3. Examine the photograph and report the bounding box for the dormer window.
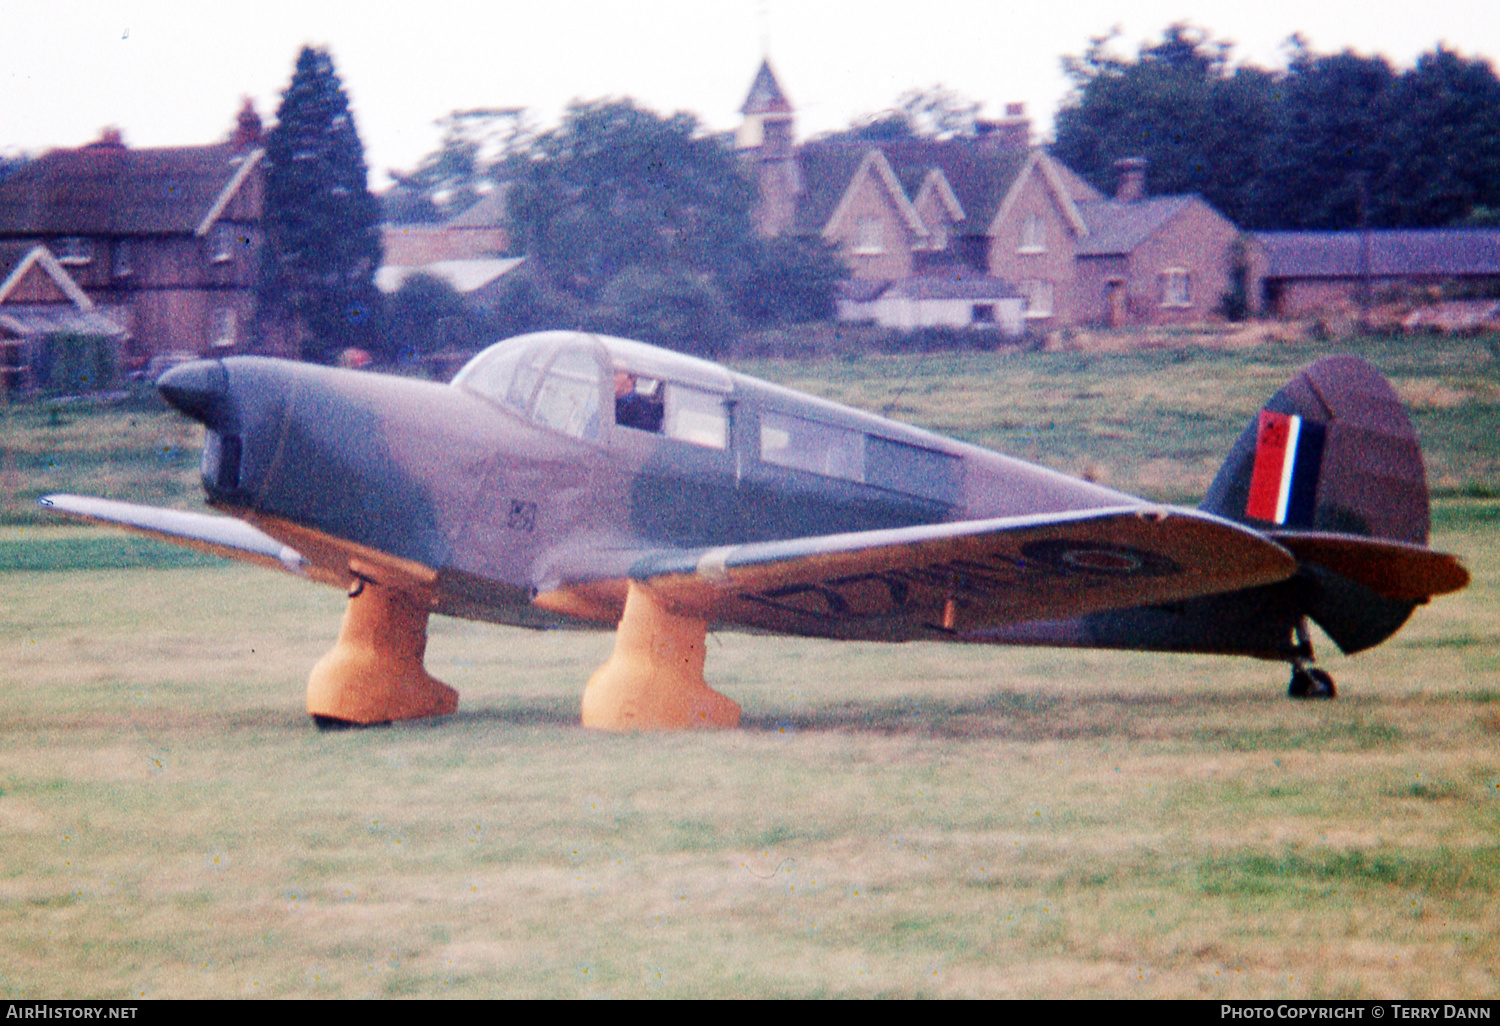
[1019,213,1046,253]
[853,216,884,255]
[56,237,92,265]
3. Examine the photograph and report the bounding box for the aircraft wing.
[535,505,1301,639]
[39,494,312,578]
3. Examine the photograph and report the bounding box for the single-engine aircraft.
[43,331,1469,730]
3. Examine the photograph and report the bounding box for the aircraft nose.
[158,360,234,432]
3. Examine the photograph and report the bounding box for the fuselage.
[160,331,1145,629]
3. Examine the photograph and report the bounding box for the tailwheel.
[1288,665,1337,699]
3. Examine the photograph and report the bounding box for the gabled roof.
[987,151,1090,238]
[740,59,792,115]
[820,150,930,244]
[795,140,1036,238]
[1255,229,1500,279]
[0,245,94,308]
[912,168,966,225]
[0,140,263,237]
[1074,195,1199,256]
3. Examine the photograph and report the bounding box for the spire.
[740,59,792,116]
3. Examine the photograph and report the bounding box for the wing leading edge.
[535,505,1300,641]
[40,494,311,577]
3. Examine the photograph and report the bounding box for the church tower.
[738,59,800,237]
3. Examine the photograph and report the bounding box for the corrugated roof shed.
[1256,229,1500,278]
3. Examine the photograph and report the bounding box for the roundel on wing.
[1019,539,1181,577]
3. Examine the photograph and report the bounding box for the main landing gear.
[1287,620,1337,699]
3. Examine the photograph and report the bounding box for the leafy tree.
[257,46,383,363]
[506,98,756,300]
[1249,43,1397,229]
[1053,24,1276,223]
[1053,25,1500,231]
[726,237,847,326]
[382,273,471,360]
[1383,48,1500,227]
[820,85,983,142]
[587,264,738,356]
[388,107,531,222]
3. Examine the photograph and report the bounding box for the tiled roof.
[1255,229,1500,279]
[1075,196,1197,255]
[793,141,1032,237]
[0,141,258,236]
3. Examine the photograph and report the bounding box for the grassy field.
[1,332,1498,998]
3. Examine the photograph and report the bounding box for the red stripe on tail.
[1245,411,1291,522]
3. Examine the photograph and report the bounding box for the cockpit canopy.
[453,331,962,507]
[452,331,733,447]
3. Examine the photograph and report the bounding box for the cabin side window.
[760,412,864,482]
[865,436,962,504]
[613,371,666,434]
[613,371,727,450]
[664,384,728,449]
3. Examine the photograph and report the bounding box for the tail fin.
[1201,356,1466,654]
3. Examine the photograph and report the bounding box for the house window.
[209,224,239,264]
[1019,213,1046,253]
[853,216,884,255]
[56,237,92,265]
[971,303,996,324]
[1022,279,1053,319]
[112,240,133,278]
[211,308,237,348]
[1160,268,1192,307]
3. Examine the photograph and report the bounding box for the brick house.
[0,244,127,396]
[0,102,275,368]
[742,62,1244,328]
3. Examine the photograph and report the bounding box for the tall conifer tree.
[258,46,382,362]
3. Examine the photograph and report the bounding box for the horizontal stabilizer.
[537,505,1298,639]
[1269,530,1470,602]
[39,493,308,577]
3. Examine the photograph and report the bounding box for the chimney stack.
[231,97,263,151]
[975,102,1030,151]
[85,126,126,149]
[1114,157,1147,203]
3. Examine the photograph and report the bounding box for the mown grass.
[1,506,1496,998]
[1,332,1497,997]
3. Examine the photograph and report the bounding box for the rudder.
[1201,356,1454,654]
[1201,355,1430,544]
